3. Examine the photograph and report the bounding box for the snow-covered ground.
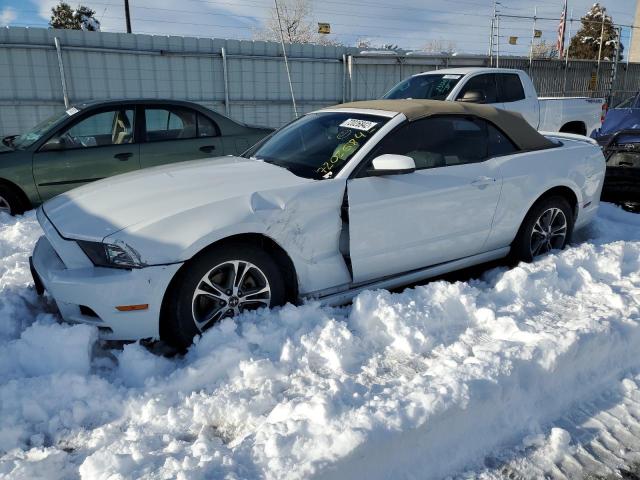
[0,204,639,480]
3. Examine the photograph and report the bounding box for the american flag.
[557,0,568,58]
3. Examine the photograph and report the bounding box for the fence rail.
[1,27,640,136]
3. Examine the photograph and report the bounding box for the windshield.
[614,94,639,109]
[244,112,389,179]
[10,109,74,150]
[383,74,463,100]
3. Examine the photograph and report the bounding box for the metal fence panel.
[1,26,640,137]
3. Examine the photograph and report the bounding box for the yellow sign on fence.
[318,23,331,34]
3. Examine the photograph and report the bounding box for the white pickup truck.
[383,67,606,136]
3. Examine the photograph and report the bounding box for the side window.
[197,114,220,137]
[366,116,488,172]
[44,109,134,149]
[144,107,197,141]
[457,74,498,104]
[488,124,518,157]
[497,74,526,103]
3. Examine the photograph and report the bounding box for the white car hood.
[43,156,313,241]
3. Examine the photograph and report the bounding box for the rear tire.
[511,196,574,263]
[162,243,286,350]
[0,184,26,216]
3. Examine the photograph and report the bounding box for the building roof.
[327,99,556,151]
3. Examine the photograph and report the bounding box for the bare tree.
[420,39,457,55]
[531,40,559,59]
[253,0,339,45]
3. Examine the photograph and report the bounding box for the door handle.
[199,145,216,153]
[471,176,496,188]
[114,152,133,161]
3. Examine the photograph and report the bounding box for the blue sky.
[0,0,636,56]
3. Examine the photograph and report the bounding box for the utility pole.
[597,8,606,69]
[274,0,298,118]
[489,0,501,67]
[529,6,537,73]
[496,13,501,67]
[124,0,132,33]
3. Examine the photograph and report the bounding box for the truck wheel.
[162,243,286,350]
[511,196,574,262]
[0,184,27,216]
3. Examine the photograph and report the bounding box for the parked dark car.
[592,93,640,145]
[601,129,640,213]
[0,99,272,215]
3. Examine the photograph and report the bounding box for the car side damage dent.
[110,179,351,295]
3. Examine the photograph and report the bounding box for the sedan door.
[139,105,224,168]
[33,107,140,201]
[346,116,506,283]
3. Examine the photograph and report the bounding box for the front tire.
[511,196,574,262]
[162,243,286,350]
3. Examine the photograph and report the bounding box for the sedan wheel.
[529,207,568,257]
[162,243,286,350]
[512,195,574,263]
[191,260,271,332]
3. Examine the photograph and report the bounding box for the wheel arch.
[159,232,299,340]
[559,121,587,136]
[511,184,580,248]
[521,185,579,225]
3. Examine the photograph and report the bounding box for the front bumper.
[31,213,182,340]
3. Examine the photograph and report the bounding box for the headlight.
[77,241,144,269]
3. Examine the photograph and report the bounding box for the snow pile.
[0,205,639,479]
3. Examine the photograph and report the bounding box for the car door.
[33,106,140,201]
[456,73,504,110]
[496,73,539,127]
[139,105,224,168]
[346,116,505,283]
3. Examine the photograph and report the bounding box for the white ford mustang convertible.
[31,100,605,348]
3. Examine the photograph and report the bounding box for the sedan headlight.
[77,241,144,269]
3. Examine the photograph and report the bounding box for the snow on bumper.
[31,235,181,340]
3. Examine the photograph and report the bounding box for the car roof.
[324,99,556,151]
[414,67,523,76]
[73,99,211,110]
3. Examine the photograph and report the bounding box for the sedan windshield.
[383,74,462,100]
[244,112,389,179]
[11,109,73,150]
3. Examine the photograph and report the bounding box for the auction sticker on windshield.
[340,118,378,131]
[66,107,79,116]
[443,74,462,79]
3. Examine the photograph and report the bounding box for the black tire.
[162,243,286,350]
[511,195,574,263]
[0,184,27,216]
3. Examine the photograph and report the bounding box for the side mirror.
[367,154,416,176]
[40,136,65,152]
[457,90,486,104]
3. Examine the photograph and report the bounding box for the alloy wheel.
[191,260,271,332]
[529,207,568,257]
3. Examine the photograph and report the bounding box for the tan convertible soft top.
[326,99,556,151]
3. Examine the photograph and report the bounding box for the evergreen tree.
[49,2,76,30]
[49,2,100,31]
[568,3,622,61]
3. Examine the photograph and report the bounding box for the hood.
[43,156,313,240]
[598,108,640,136]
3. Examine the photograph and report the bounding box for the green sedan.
[0,99,273,214]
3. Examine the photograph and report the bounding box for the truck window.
[456,74,498,104]
[497,74,526,103]
[383,74,461,100]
